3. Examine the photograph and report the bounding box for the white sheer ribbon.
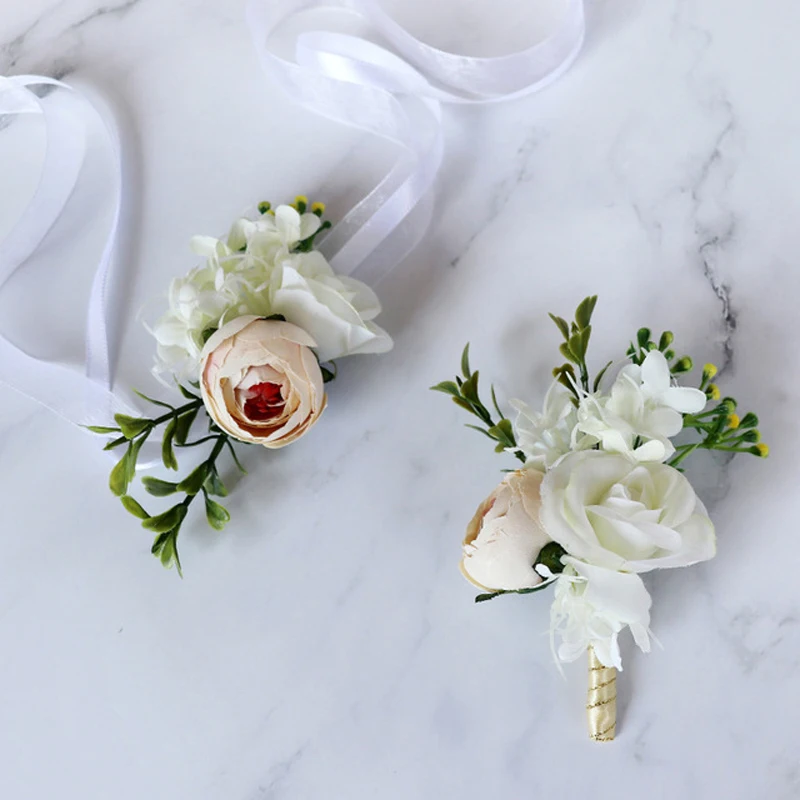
[0,75,139,429]
[246,0,585,284]
[0,0,583,431]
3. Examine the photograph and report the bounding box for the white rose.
[576,351,707,462]
[512,383,585,471]
[270,250,393,363]
[540,450,716,573]
[200,315,326,448]
[550,558,652,670]
[460,469,553,592]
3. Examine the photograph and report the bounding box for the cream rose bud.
[461,469,553,592]
[540,450,716,573]
[199,315,326,448]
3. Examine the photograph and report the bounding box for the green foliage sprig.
[431,344,525,463]
[87,385,244,575]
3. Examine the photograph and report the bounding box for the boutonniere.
[433,296,766,740]
[91,198,392,574]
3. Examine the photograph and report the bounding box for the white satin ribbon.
[246,0,585,283]
[0,1,583,432]
[0,75,138,428]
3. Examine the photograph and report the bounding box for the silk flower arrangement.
[433,296,766,740]
[91,199,392,573]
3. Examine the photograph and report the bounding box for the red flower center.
[243,382,285,421]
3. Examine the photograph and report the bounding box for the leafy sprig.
[87,386,244,575]
[431,344,525,463]
[549,295,610,396]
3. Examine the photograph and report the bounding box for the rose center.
[243,381,285,421]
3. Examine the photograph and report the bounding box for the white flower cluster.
[150,204,393,382]
[463,350,714,670]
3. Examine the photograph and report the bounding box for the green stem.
[149,398,203,429]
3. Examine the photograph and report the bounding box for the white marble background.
[1,1,799,798]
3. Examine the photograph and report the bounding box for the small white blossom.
[576,351,707,462]
[512,383,584,471]
[150,205,392,382]
[550,558,652,670]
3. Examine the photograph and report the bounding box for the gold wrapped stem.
[587,647,616,741]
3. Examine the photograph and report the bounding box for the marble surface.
[2,1,800,798]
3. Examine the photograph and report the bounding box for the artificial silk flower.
[575,351,707,463]
[550,558,652,671]
[461,469,552,592]
[152,205,391,382]
[200,316,326,448]
[92,198,392,574]
[433,295,766,740]
[512,383,583,471]
[540,450,716,573]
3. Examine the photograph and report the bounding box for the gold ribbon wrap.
[587,647,616,741]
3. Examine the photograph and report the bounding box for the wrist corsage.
[91,198,392,574]
[433,296,766,741]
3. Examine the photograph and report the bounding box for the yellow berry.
[727,413,740,429]
[756,443,769,458]
[703,363,718,379]
[295,195,308,205]
[707,383,720,400]
[311,201,326,215]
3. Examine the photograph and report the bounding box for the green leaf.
[126,436,147,484]
[574,296,597,330]
[475,590,507,603]
[559,342,576,364]
[452,396,474,414]
[320,363,337,383]
[121,495,149,520]
[114,414,151,439]
[178,463,209,495]
[142,504,187,533]
[430,381,461,397]
[227,440,248,474]
[579,325,592,359]
[109,449,131,496]
[490,385,504,419]
[162,418,179,471]
[460,371,480,404]
[86,425,120,434]
[103,435,128,451]
[460,343,471,379]
[464,423,495,440]
[548,313,570,340]
[262,314,287,322]
[568,332,585,361]
[204,495,231,531]
[534,542,567,575]
[204,467,228,497]
[177,383,201,401]
[142,476,179,497]
[152,530,183,576]
[132,389,174,410]
[487,418,515,447]
[174,407,199,446]
[593,360,613,392]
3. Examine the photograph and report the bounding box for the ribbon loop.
[247,0,585,281]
